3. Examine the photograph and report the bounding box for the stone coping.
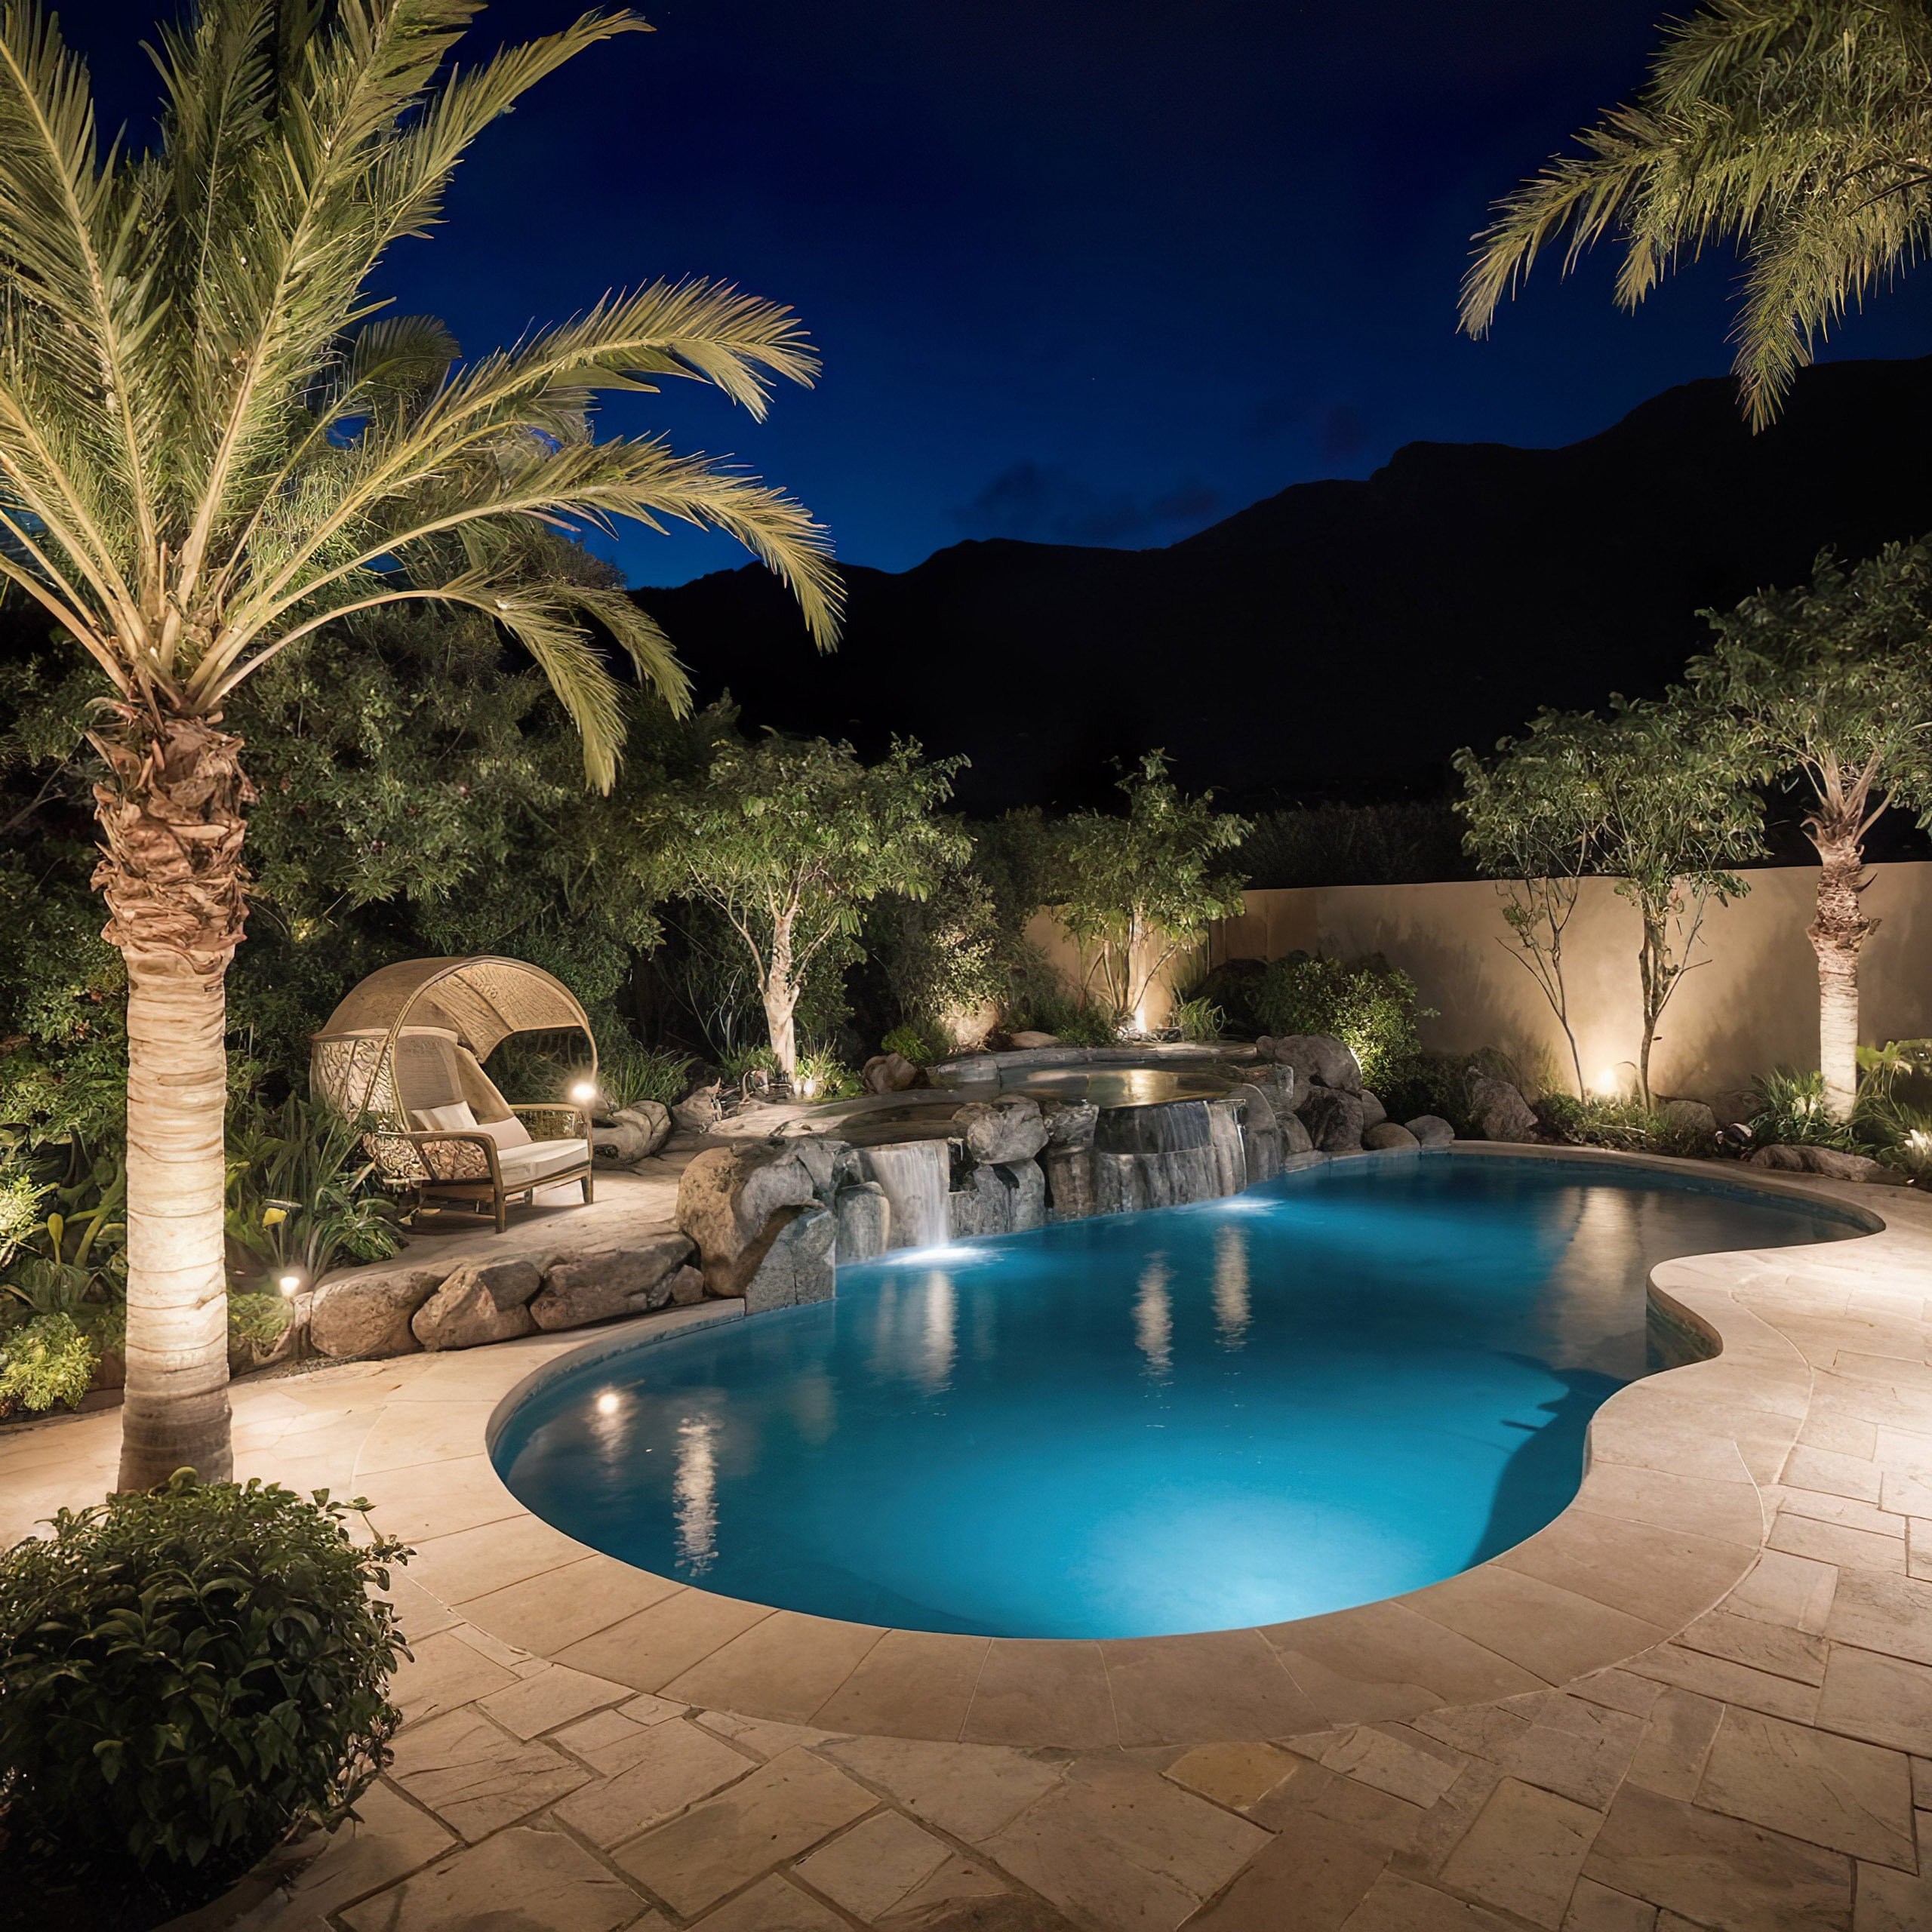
[347,1144,1917,1753]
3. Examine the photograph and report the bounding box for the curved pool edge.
[363,1145,1922,1752]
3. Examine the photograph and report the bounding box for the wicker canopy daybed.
[311,956,596,1232]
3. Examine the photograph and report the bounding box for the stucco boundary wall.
[1024,860,1932,1104]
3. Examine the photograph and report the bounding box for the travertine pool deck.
[5,1150,1932,1930]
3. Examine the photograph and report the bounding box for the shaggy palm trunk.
[94,710,253,1492]
[1809,825,1872,1120]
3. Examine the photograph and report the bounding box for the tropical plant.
[1251,954,1432,1089]
[0,1475,409,1908]
[1687,544,1932,1115]
[1456,724,1598,1098]
[0,2,838,1489]
[1165,995,1225,1044]
[0,1309,96,1418]
[1534,1091,1718,1160]
[1748,1065,1861,1149]
[791,1048,861,1101]
[1460,0,1932,427]
[638,737,968,1076]
[225,1092,401,1295]
[594,1040,694,1110]
[880,1020,949,1066]
[1051,752,1250,1027]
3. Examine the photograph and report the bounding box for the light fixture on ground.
[570,1080,598,1106]
[277,1272,302,1297]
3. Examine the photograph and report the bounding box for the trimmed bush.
[0,1474,410,1901]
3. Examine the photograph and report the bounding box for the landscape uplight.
[571,1080,598,1105]
[278,1272,302,1297]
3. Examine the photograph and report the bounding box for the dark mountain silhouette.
[642,355,1932,814]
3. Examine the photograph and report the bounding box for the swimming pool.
[491,1155,1862,1639]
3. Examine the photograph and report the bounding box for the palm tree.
[0,0,840,1491]
[1460,1,1932,428]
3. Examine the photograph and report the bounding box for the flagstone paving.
[5,1163,1932,1930]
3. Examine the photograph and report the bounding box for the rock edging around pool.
[399,1146,1898,1752]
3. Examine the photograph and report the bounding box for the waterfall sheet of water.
[865,1140,952,1250]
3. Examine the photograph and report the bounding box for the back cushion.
[412,1101,477,1134]
[475,1114,533,1152]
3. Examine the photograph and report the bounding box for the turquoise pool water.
[492,1157,1861,1638]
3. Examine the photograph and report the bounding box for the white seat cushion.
[495,1139,586,1186]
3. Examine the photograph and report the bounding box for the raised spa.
[491,1155,1861,1639]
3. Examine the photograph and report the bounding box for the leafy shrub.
[226,1094,401,1294]
[1749,1067,1859,1150]
[1166,995,1224,1043]
[596,1039,692,1109]
[1380,1053,1478,1137]
[226,1292,294,1351]
[1057,1004,1122,1047]
[720,1042,780,1082]
[792,1048,862,1100]
[0,1312,97,1419]
[1869,1102,1932,1183]
[1534,1093,1715,1160]
[881,1021,949,1066]
[0,1475,410,1901]
[0,1164,47,1261]
[1252,954,1432,1088]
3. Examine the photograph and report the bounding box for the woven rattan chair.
[311,957,596,1232]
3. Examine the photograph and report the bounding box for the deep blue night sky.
[76,2,1932,588]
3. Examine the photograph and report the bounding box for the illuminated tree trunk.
[764,913,798,1078]
[1809,826,1872,1120]
[94,711,252,1492]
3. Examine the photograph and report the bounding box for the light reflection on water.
[1213,1223,1251,1351]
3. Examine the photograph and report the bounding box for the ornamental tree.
[1466,699,1762,1107]
[1051,752,1250,1029]
[1687,543,1932,1116]
[637,737,968,1076]
[0,1,838,1491]
[1455,721,1597,1098]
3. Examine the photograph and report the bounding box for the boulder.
[1363,1121,1420,1152]
[412,1264,537,1350]
[1041,1098,1100,1151]
[676,1143,820,1297]
[528,1235,695,1331]
[1278,1109,1314,1155]
[790,1135,859,1204]
[1247,1063,1306,1118]
[671,1085,723,1136]
[1268,1035,1362,1094]
[1467,1072,1538,1143]
[1406,1114,1454,1148]
[1300,1087,1364,1153]
[590,1120,651,1167]
[470,1259,543,1312]
[666,1265,707,1305]
[835,1180,891,1263]
[613,1101,673,1158]
[1751,1143,1906,1185]
[952,1094,1049,1164]
[743,1203,837,1313]
[1003,1158,1048,1233]
[1660,1098,1719,1141]
[862,1051,919,1094]
[309,1267,443,1359]
[1007,1030,1061,1049]
[1358,1089,1387,1131]
[1228,1082,1278,1134]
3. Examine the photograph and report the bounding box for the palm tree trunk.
[1809,826,1872,1120]
[93,709,253,1491]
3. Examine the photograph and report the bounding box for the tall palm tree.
[1460,1,1932,428]
[0,0,840,1491]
